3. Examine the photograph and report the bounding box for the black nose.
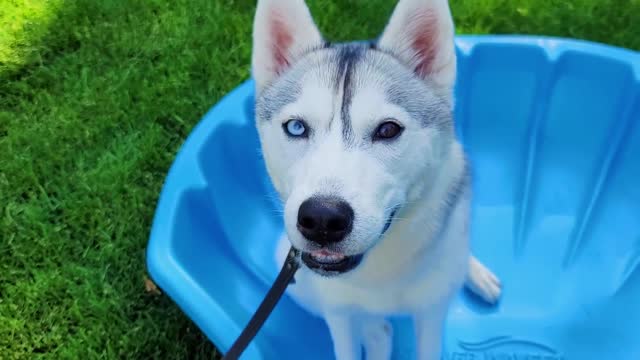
[297,196,354,245]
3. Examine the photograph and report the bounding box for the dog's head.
[252,0,458,276]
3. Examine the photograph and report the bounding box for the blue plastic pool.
[146,35,640,359]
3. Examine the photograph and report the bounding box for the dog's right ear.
[251,0,323,92]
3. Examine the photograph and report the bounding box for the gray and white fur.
[250,0,502,359]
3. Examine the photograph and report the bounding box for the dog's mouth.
[297,207,399,276]
[301,250,364,276]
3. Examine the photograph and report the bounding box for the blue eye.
[283,119,308,137]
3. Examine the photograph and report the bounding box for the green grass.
[0,0,638,358]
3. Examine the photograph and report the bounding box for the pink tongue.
[312,250,345,258]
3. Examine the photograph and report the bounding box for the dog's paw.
[465,256,502,305]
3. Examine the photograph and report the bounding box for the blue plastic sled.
[146,35,640,359]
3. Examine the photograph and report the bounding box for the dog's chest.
[293,260,464,315]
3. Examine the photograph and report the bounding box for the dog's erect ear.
[251,0,323,92]
[378,0,456,90]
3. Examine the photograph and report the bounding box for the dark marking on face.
[334,44,367,145]
[334,44,365,90]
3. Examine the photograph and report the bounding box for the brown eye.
[373,121,403,141]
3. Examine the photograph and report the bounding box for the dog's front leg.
[361,315,393,360]
[413,307,447,360]
[325,313,362,360]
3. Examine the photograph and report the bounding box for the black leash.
[221,247,300,360]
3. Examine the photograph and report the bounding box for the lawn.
[0,0,638,358]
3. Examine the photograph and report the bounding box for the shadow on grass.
[1,0,250,358]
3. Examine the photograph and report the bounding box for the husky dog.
[251,0,501,358]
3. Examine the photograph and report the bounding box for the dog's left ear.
[378,0,456,90]
[251,0,323,93]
